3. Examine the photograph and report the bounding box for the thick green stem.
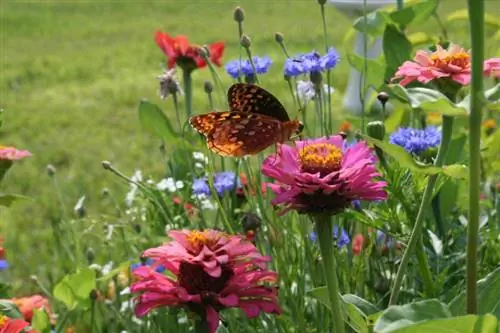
[315,217,345,333]
[466,0,484,314]
[416,238,436,297]
[389,116,454,305]
[182,69,193,118]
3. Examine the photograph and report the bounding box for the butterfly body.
[189,84,302,157]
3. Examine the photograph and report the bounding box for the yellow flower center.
[0,315,7,326]
[299,143,343,175]
[186,230,225,253]
[430,52,469,69]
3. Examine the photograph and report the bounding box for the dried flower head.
[157,68,183,100]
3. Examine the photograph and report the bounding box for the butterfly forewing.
[228,83,290,122]
[190,111,281,157]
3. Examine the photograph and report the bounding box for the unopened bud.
[133,223,141,234]
[367,121,386,141]
[317,0,327,5]
[89,289,99,300]
[274,32,284,44]
[102,161,112,170]
[240,34,251,48]
[233,6,245,22]
[86,247,95,264]
[310,71,323,85]
[204,81,214,94]
[197,46,209,59]
[377,92,390,105]
[101,188,110,197]
[46,164,56,177]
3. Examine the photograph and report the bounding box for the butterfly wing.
[190,111,282,157]
[228,83,290,122]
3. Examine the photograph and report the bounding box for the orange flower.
[482,119,496,130]
[155,31,225,72]
[11,295,50,322]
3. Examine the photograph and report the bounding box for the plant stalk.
[389,115,454,305]
[466,0,484,314]
[182,69,193,118]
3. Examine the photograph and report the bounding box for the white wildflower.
[296,80,335,104]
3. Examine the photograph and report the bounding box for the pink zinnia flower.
[0,146,31,161]
[142,229,269,278]
[261,135,387,215]
[393,44,499,86]
[131,229,280,333]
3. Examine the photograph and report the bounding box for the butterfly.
[189,83,303,157]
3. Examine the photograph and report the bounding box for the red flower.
[155,31,225,72]
[352,234,364,256]
[0,316,33,333]
[10,295,51,322]
[172,196,197,216]
[132,230,280,333]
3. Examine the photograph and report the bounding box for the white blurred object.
[328,0,395,114]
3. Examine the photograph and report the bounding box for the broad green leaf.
[457,84,500,113]
[138,99,177,141]
[0,193,31,207]
[343,294,380,316]
[0,300,23,319]
[353,10,391,36]
[383,24,412,81]
[32,309,51,333]
[307,288,370,332]
[407,32,435,47]
[407,88,467,116]
[449,266,500,318]
[53,268,96,310]
[384,101,410,132]
[384,314,498,333]
[442,165,468,180]
[347,53,386,89]
[374,299,452,332]
[389,0,438,28]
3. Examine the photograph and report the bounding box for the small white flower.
[192,152,208,164]
[156,178,185,192]
[175,180,184,189]
[192,194,215,210]
[101,261,114,275]
[125,170,143,206]
[120,287,131,296]
[194,162,205,169]
[106,224,115,240]
[296,80,335,104]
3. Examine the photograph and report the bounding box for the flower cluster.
[192,171,241,197]
[262,135,387,215]
[284,48,339,76]
[389,127,441,155]
[225,56,272,79]
[131,230,280,333]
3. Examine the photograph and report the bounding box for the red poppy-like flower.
[0,146,31,161]
[0,316,33,333]
[155,31,225,72]
[352,234,364,256]
[131,229,280,333]
[10,295,51,322]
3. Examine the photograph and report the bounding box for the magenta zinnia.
[261,135,387,215]
[0,146,31,160]
[131,230,280,333]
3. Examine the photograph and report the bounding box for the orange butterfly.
[189,83,303,157]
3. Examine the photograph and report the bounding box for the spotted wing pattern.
[189,111,282,157]
[228,83,290,122]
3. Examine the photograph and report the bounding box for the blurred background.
[1,0,499,279]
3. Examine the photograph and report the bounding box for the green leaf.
[0,160,13,184]
[307,288,371,333]
[446,9,500,30]
[449,266,500,318]
[382,314,498,333]
[343,294,380,316]
[347,53,386,89]
[389,0,438,28]
[384,102,410,133]
[442,164,468,180]
[53,268,96,310]
[457,84,500,113]
[0,300,23,319]
[383,24,412,81]
[374,299,452,333]
[353,10,391,36]
[138,99,177,141]
[32,309,51,333]
[0,193,31,207]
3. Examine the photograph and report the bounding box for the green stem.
[397,0,404,10]
[314,216,346,333]
[416,239,436,297]
[320,3,333,132]
[194,318,210,333]
[389,116,454,305]
[466,0,484,314]
[182,69,193,118]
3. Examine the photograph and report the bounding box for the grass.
[1,0,499,280]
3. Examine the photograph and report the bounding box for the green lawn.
[1,0,499,275]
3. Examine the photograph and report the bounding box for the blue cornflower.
[0,259,8,270]
[225,56,272,79]
[309,225,350,248]
[192,172,241,197]
[284,48,340,77]
[131,258,166,273]
[352,200,362,211]
[389,127,441,155]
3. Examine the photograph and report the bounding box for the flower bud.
[274,32,284,44]
[46,164,56,177]
[89,289,100,300]
[317,0,327,4]
[102,160,112,170]
[197,46,210,59]
[377,92,389,105]
[367,121,386,141]
[204,81,214,94]
[233,6,245,22]
[310,71,323,86]
[240,34,251,48]
[86,247,95,264]
[101,187,110,197]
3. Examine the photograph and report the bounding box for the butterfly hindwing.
[228,83,290,122]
